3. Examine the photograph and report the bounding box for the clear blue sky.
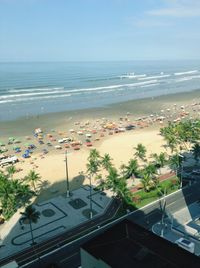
[0,0,200,61]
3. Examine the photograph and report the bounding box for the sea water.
[0,60,200,121]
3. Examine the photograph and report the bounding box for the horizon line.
[1,59,200,63]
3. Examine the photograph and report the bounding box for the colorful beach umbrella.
[13,140,21,144]
[13,146,20,150]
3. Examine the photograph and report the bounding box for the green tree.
[20,205,40,245]
[0,171,34,220]
[87,149,101,219]
[24,170,41,192]
[140,172,151,192]
[101,153,113,171]
[106,166,132,205]
[124,159,139,179]
[192,143,200,163]
[169,154,181,175]
[143,163,157,178]
[134,143,147,161]
[6,165,16,179]
[151,152,168,174]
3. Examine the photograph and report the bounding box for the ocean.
[0,60,200,121]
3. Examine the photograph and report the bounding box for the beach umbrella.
[9,137,15,141]
[22,153,29,158]
[0,142,3,146]
[13,146,20,150]
[14,139,21,144]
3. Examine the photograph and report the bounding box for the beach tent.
[86,142,92,147]
[13,146,20,150]
[13,140,21,144]
[55,145,62,149]
[22,154,29,158]
[35,128,42,134]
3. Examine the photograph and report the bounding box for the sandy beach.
[1,89,200,201]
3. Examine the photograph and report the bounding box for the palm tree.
[106,166,132,205]
[134,143,147,161]
[141,172,151,192]
[151,152,168,174]
[160,124,178,152]
[6,165,16,179]
[192,143,200,163]
[87,149,101,219]
[15,183,34,207]
[168,154,181,175]
[88,149,101,163]
[124,159,139,179]
[169,154,184,187]
[24,170,41,192]
[20,205,40,245]
[140,163,157,192]
[101,153,113,171]
[143,163,157,178]
[120,163,127,178]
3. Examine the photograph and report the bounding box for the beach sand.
[1,89,200,201]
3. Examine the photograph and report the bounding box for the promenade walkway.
[0,186,114,262]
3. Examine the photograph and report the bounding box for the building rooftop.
[82,220,200,268]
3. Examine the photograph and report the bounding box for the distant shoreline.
[0,87,200,137]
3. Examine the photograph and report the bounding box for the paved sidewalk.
[0,186,112,260]
[152,202,200,256]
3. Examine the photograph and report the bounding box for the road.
[128,181,200,228]
[2,182,200,268]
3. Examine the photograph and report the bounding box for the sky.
[0,0,200,61]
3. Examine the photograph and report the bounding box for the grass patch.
[132,176,179,209]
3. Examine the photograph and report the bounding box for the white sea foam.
[119,74,146,79]
[174,70,198,76]
[0,94,72,104]
[0,90,67,100]
[138,74,170,80]
[176,77,193,82]
[0,99,14,104]
[68,80,158,93]
[140,83,160,88]
[175,74,200,82]
[8,87,64,93]
[0,80,158,103]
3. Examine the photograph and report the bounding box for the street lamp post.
[65,151,70,197]
[160,188,167,237]
[178,154,184,188]
[89,175,93,219]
